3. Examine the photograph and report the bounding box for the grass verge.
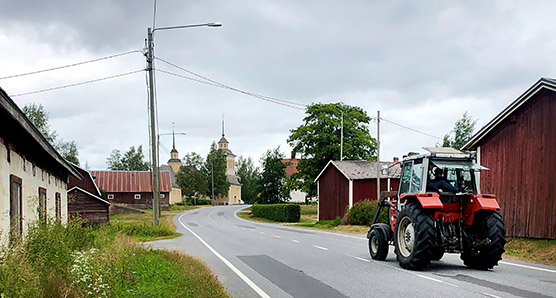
[0,219,229,298]
[109,205,200,242]
[503,237,556,266]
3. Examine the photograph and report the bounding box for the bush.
[342,200,388,226]
[251,204,301,222]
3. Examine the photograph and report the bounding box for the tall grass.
[0,220,229,298]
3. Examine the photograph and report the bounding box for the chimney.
[393,157,399,162]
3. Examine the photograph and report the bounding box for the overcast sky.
[2,1,555,170]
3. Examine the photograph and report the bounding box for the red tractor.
[367,148,506,270]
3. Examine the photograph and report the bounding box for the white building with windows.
[0,87,80,245]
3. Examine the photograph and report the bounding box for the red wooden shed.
[462,78,556,239]
[67,164,110,223]
[315,160,401,221]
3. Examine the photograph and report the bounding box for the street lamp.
[146,22,221,225]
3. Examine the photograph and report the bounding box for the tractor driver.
[427,163,459,193]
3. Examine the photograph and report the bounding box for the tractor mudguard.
[369,223,393,241]
[401,193,443,209]
[463,194,500,225]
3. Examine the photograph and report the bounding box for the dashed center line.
[260,232,265,235]
[273,235,281,239]
[291,239,300,243]
[312,245,329,251]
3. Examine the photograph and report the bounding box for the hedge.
[341,200,388,226]
[251,204,301,222]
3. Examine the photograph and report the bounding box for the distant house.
[1,87,80,244]
[315,160,401,221]
[90,170,171,209]
[67,164,110,223]
[462,78,556,239]
[282,158,308,203]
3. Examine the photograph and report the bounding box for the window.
[10,175,22,242]
[107,194,114,199]
[399,162,412,194]
[39,187,47,222]
[55,192,61,221]
[134,194,141,200]
[160,194,165,198]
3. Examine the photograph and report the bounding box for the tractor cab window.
[431,159,483,193]
[399,160,423,194]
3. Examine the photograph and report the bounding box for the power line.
[0,50,142,81]
[156,68,307,110]
[380,117,443,140]
[10,69,145,97]
[154,56,307,110]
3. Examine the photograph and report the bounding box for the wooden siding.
[105,191,170,207]
[68,189,109,223]
[318,166,349,220]
[479,89,556,239]
[353,179,400,204]
[69,167,99,196]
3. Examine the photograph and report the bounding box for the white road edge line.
[234,207,367,241]
[313,245,329,251]
[178,213,271,298]
[416,274,457,287]
[499,261,556,274]
[346,254,370,262]
[481,292,501,298]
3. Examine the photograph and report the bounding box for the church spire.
[172,122,176,150]
[222,113,225,137]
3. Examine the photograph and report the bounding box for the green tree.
[235,156,260,204]
[106,145,150,170]
[257,147,289,204]
[23,103,80,164]
[288,102,376,197]
[202,142,230,198]
[176,152,208,199]
[442,112,477,149]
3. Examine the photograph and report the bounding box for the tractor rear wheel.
[461,211,506,270]
[431,247,445,261]
[369,228,388,260]
[394,203,435,270]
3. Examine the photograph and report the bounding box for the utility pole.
[340,112,344,161]
[147,27,160,225]
[376,110,381,202]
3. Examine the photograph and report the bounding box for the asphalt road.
[147,205,556,298]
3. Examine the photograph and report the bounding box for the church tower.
[167,125,181,173]
[217,116,242,205]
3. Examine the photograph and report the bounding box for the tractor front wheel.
[461,211,506,270]
[369,228,388,260]
[394,203,435,270]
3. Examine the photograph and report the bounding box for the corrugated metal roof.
[90,170,172,192]
[315,160,402,182]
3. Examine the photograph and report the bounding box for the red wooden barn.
[462,78,556,239]
[67,164,110,223]
[90,170,171,209]
[315,160,401,220]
